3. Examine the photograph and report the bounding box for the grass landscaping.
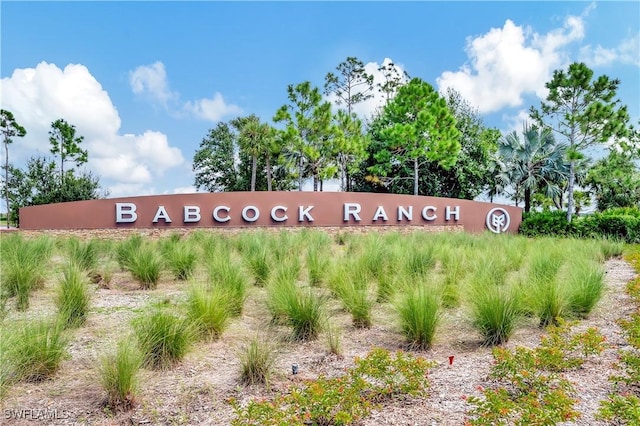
[0,228,636,425]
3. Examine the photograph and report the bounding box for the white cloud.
[437,12,586,113]
[168,186,198,194]
[580,33,640,67]
[130,61,242,122]
[129,61,176,106]
[183,92,243,122]
[0,61,186,196]
[325,57,409,120]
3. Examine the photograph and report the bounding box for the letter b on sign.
[116,203,137,223]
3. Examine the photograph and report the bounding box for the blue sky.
[1,1,638,203]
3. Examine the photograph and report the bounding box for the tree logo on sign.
[486,208,510,234]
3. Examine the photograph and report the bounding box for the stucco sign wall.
[19,192,522,234]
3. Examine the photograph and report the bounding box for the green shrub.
[56,263,91,329]
[519,210,572,237]
[127,245,162,289]
[98,339,142,411]
[238,336,278,386]
[8,318,69,382]
[396,285,441,350]
[133,309,194,369]
[186,284,230,341]
[231,348,433,425]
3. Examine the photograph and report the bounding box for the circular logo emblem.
[486,208,510,234]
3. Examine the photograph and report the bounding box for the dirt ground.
[1,255,637,426]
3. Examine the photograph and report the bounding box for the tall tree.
[368,78,460,195]
[324,57,374,116]
[232,115,273,191]
[1,109,26,227]
[193,123,239,192]
[332,110,368,191]
[530,62,630,221]
[377,61,409,104]
[496,124,569,213]
[274,82,334,191]
[586,150,640,211]
[49,119,88,183]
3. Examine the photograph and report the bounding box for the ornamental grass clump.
[468,268,522,346]
[284,288,325,341]
[208,255,248,317]
[133,308,194,369]
[306,238,331,287]
[114,234,143,270]
[56,263,91,329]
[7,318,69,383]
[241,236,272,287]
[266,267,298,324]
[98,338,142,411]
[238,336,278,386]
[0,235,52,311]
[165,240,198,280]
[396,285,441,350]
[333,263,375,328]
[66,237,99,273]
[127,244,162,289]
[566,260,605,318]
[186,284,230,341]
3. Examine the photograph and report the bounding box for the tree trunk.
[298,155,303,191]
[250,155,257,191]
[524,187,531,213]
[320,180,323,192]
[566,160,575,222]
[4,139,9,228]
[313,174,318,192]
[413,157,419,196]
[266,155,272,191]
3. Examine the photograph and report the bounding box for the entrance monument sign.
[19,192,521,234]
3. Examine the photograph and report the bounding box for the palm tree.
[233,115,273,192]
[497,124,568,213]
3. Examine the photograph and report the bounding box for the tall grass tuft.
[165,240,198,280]
[98,339,142,411]
[469,284,521,346]
[526,247,568,327]
[566,260,605,318]
[266,268,298,324]
[284,289,325,341]
[114,234,143,270]
[438,247,467,308]
[127,244,162,289]
[67,238,99,272]
[238,336,278,386]
[56,263,91,329]
[325,322,343,357]
[0,235,52,311]
[306,234,331,287]
[133,308,194,369]
[186,284,230,341]
[396,285,441,350]
[7,318,69,382]
[240,233,272,286]
[333,263,375,328]
[404,244,436,277]
[208,254,248,316]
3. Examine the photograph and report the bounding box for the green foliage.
[366,78,460,195]
[186,284,230,341]
[587,150,640,211]
[466,322,605,425]
[0,234,52,311]
[114,234,143,270]
[1,109,27,227]
[396,285,441,350]
[66,237,100,272]
[520,208,640,243]
[470,284,521,346]
[49,118,88,177]
[306,232,331,286]
[98,338,142,411]
[56,263,91,329]
[284,288,325,341]
[4,318,69,383]
[566,260,605,318]
[238,336,278,386]
[127,244,162,289]
[133,308,194,369]
[231,348,433,426]
[163,238,198,280]
[207,253,248,317]
[239,232,273,286]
